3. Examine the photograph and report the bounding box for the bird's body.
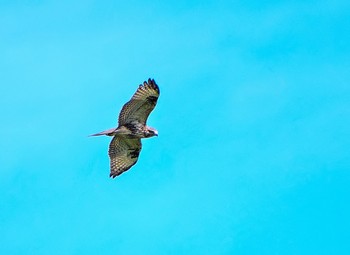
[91,78,160,178]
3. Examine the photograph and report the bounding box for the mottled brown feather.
[118,78,160,126]
[108,136,142,178]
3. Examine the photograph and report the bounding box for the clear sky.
[1,0,350,254]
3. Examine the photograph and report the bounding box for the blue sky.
[1,0,350,254]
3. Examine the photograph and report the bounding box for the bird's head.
[145,127,158,138]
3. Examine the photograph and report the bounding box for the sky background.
[1,0,350,254]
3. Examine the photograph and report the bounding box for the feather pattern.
[108,136,142,178]
[118,78,160,126]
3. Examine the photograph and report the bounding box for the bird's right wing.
[108,136,142,178]
[118,78,160,126]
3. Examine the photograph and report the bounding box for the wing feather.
[108,136,142,178]
[118,78,160,126]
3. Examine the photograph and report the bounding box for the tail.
[89,128,117,137]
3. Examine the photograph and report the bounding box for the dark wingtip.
[146,78,160,94]
[147,78,155,85]
[110,171,123,178]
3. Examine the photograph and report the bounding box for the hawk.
[91,78,160,178]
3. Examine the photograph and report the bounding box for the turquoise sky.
[1,1,350,254]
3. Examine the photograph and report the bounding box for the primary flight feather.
[91,78,160,178]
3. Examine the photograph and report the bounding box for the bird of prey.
[90,78,160,178]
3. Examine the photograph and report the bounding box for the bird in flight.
[90,78,160,178]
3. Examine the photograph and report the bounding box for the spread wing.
[118,78,160,126]
[108,136,142,178]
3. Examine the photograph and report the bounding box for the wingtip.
[147,78,155,84]
[146,78,160,94]
[110,171,122,178]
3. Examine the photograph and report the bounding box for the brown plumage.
[91,78,160,178]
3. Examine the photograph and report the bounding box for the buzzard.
[91,78,160,178]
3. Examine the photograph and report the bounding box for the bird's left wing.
[108,136,142,178]
[118,78,160,126]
